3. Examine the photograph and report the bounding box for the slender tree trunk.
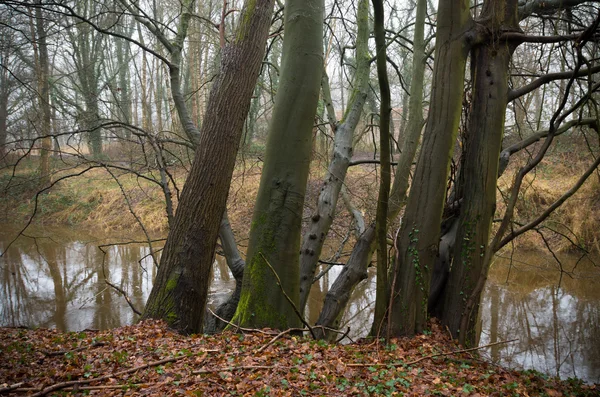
[232,0,324,330]
[371,0,392,337]
[314,0,428,338]
[389,0,471,337]
[141,0,276,334]
[34,3,52,186]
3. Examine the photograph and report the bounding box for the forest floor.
[1,320,597,397]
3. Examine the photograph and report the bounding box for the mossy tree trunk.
[389,0,472,337]
[141,0,276,334]
[232,0,324,330]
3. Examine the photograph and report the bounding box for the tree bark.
[315,0,428,338]
[141,0,275,334]
[232,0,324,330]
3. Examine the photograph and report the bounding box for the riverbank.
[1,319,597,396]
[2,151,598,253]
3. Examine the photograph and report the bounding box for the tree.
[31,1,52,186]
[389,0,600,345]
[141,0,276,334]
[232,0,324,330]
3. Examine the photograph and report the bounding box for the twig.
[346,339,518,368]
[192,365,282,375]
[207,308,277,335]
[30,355,188,396]
[257,328,304,353]
[103,277,142,315]
[259,253,317,339]
[14,383,165,392]
[42,341,108,357]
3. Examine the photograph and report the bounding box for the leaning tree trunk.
[141,0,276,334]
[389,0,471,337]
[232,0,324,330]
[298,0,370,313]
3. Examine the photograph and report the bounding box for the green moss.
[235,0,257,44]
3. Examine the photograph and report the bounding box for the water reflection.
[1,225,599,383]
[480,252,600,383]
[0,225,155,331]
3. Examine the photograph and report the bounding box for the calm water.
[1,225,598,383]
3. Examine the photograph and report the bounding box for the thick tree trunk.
[141,0,275,334]
[442,0,519,346]
[298,0,370,313]
[389,0,471,337]
[232,0,324,330]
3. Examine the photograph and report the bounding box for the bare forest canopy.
[0,0,599,353]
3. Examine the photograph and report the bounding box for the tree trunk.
[389,0,471,337]
[141,0,276,334]
[371,0,392,337]
[442,0,519,346]
[314,0,428,338]
[232,0,324,330]
[33,3,52,186]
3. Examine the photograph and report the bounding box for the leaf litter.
[0,319,596,396]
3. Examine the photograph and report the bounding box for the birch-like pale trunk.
[33,3,52,186]
[298,0,370,313]
[315,0,428,338]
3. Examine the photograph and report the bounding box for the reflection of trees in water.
[0,227,155,331]
[0,242,42,327]
[481,282,600,383]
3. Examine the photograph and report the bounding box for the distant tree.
[31,1,52,185]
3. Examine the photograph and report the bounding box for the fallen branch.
[192,365,282,375]
[260,253,316,339]
[13,383,165,392]
[347,339,518,368]
[30,355,188,396]
[0,382,25,393]
[257,328,304,353]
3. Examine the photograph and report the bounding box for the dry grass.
[3,147,598,255]
[497,149,600,253]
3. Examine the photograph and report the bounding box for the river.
[1,224,598,383]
